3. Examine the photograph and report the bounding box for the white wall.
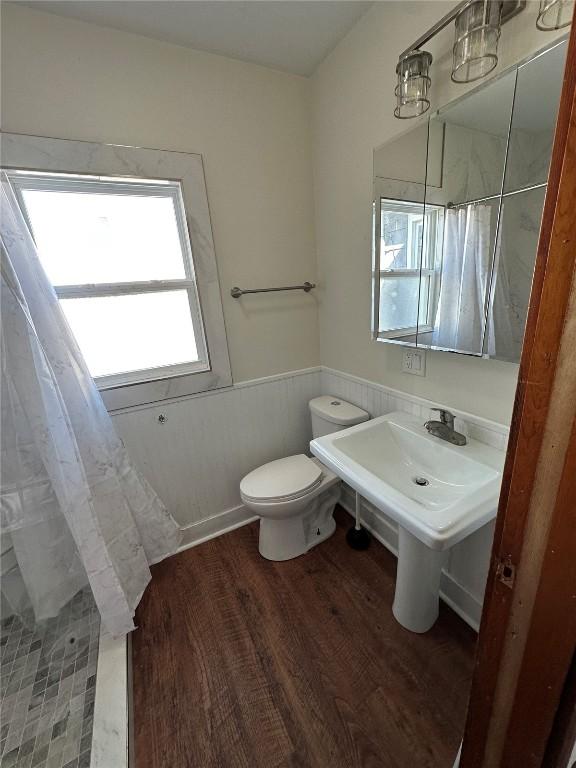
[0,4,324,535]
[311,0,565,425]
[0,3,319,384]
[2,1,562,426]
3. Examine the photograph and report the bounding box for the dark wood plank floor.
[132,507,476,768]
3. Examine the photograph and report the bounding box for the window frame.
[373,196,444,340]
[9,172,211,389]
[1,132,232,410]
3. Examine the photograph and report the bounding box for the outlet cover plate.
[402,349,426,377]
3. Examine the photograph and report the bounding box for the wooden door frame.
[460,10,576,767]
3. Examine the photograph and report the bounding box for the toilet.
[240,396,369,561]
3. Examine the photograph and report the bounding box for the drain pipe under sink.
[346,491,372,550]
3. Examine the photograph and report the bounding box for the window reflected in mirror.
[376,198,443,338]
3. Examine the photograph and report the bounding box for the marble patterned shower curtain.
[432,203,492,354]
[0,172,182,636]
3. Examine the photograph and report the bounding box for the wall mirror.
[372,39,568,362]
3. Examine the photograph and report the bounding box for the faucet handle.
[431,408,455,428]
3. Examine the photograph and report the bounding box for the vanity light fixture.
[394,50,433,119]
[393,0,526,118]
[536,0,574,29]
[452,0,503,83]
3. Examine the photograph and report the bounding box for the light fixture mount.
[398,0,525,60]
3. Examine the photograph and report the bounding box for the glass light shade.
[537,0,574,29]
[394,50,433,119]
[452,0,502,83]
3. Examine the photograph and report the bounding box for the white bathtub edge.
[91,627,128,768]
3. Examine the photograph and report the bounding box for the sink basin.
[310,410,506,632]
[312,410,504,550]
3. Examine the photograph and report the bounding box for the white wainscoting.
[111,368,323,541]
[113,365,509,628]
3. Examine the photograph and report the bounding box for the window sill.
[99,367,231,411]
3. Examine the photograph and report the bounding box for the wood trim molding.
[543,653,576,767]
[460,13,576,768]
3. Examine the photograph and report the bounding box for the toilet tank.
[309,396,369,438]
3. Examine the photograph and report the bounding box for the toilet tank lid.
[309,396,369,426]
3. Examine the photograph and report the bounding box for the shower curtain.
[431,204,492,353]
[486,221,517,361]
[0,172,182,636]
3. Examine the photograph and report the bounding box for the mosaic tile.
[77,738,89,762]
[1,749,19,768]
[17,741,34,760]
[0,589,99,768]
[31,744,48,766]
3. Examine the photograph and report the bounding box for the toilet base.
[258,485,340,561]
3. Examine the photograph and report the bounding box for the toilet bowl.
[241,455,341,561]
[240,396,370,561]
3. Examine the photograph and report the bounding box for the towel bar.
[230,282,315,298]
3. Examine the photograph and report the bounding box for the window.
[9,171,209,389]
[374,198,444,338]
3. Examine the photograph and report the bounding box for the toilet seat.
[240,454,323,503]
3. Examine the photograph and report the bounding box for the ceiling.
[16,1,373,76]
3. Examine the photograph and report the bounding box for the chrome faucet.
[424,408,467,446]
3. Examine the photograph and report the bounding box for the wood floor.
[132,507,476,768]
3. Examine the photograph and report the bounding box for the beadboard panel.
[111,369,322,529]
[321,367,509,628]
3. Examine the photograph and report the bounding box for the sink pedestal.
[392,528,449,633]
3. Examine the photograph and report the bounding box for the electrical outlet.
[402,349,426,377]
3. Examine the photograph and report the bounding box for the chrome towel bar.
[230,282,315,299]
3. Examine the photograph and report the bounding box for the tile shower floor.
[0,589,100,768]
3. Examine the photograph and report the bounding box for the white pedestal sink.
[310,411,505,633]
[392,528,449,633]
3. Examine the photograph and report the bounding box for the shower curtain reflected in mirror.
[431,204,492,354]
[0,171,182,639]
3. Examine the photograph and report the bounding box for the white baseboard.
[339,488,482,632]
[178,504,258,552]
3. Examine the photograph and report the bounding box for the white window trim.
[374,196,444,340]
[1,132,233,410]
[8,172,211,390]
